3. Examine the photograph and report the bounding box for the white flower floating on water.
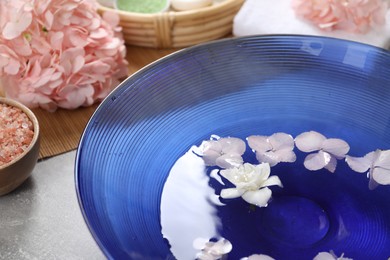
[220,163,283,207]
[247,132,296,166]
[346,149,390,190]
[295,131,350,173]
[193,237,232,260]
[196,136,246,169]
[313,251,352,260]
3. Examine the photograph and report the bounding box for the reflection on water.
[160,146,221,260]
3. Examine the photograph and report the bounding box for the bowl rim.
[0,97,40,170]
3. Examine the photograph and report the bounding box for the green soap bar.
[116,0,168,13]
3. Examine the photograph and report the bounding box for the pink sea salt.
[0,103,34,166]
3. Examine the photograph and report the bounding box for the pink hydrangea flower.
[0,0,128,111]
[292,0,388,33]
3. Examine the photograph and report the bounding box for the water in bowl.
[160,122,390,260]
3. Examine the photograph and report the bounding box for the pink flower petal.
[81,60,111,74]
[268,132,295,150]
[324,155,337,173]
[274,149,297,163]
[303,151,331,171]
[219,137,246,155]
[369,169,379,190]
[103,11,120,28]
[372,167,390,186]
[90,28,109,39]
[247,135,272,153]
[295,131,326,152]
[4,58,20,75]
[313,252,336,260]
[216,153,243,169]
[44,10,54,29]
[241,187,272,207]
[49,32,64,50]
[246,254,275,260]
[72,56,85,74]
[2,12,32,40]
[201,149,220,166]
[345,152,376,173]
[33,71,55,88]
[256,151,279,167]
[57,84,94,109]
[10,36,32,56]
[67,28,89,47]
[374,150,390,170]
[100,37,121,50]
[322,138,350,158]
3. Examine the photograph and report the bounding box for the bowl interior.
[76,35,390,259]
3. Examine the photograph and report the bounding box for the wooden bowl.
[98,0,244,48]
[0,97,40,196]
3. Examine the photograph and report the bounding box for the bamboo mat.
[18,45,178,159]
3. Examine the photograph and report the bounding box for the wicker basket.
[98,0,244,48]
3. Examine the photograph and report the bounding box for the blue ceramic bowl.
[75,35,390,259]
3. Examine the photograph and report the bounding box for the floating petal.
[295,131,326,152]
[256,151,279,166]
[210,238,233,254]
[193,238,209,250]
[219,137,246,155]
[274,149,297,163]
[220,188,244,199]
[261,175,283,188]
[371,167,390,185]
[313,252,336,260]
[345,152,375,173]
[374,150,390,170]
[303,151,331,171]
[242,254,276,260]
[247,135,272,153]
[322,138,350,158]
[216,153,243,169]
[324,155,337,173]
[201,149,220,166]
[195,140,222,165]
[314,251,352,260]
[268,132,295,150]
[241,187,272,207]
[368,172,379,190]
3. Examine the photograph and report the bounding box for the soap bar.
[115,0,170,13]
[233,0,390,49]
[171,0,212,11]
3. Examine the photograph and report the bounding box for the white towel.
[233,0,390,49]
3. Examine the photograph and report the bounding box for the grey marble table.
[0,151,105,260]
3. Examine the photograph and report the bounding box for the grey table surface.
[0,151,105,260]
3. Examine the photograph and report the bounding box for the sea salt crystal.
[0,103,34,166]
